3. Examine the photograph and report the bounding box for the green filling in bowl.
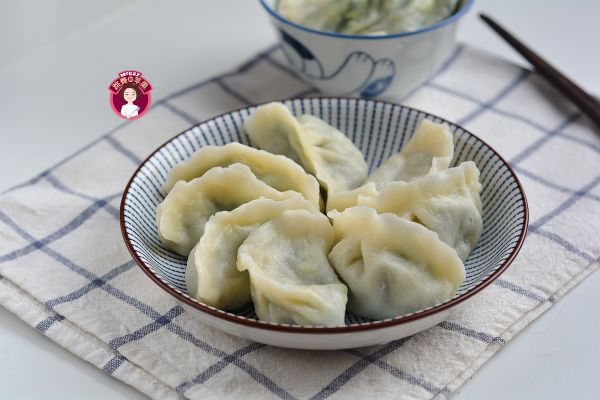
[277,0,462,35]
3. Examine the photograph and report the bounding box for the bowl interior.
[122,97,527,326]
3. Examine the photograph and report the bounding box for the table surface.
[1,1,599,398]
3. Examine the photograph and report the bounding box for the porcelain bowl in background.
[259,0,475,99]
[120,97,527,350]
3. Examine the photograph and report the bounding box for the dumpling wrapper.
[245,102,368,194]
[163,142,320,209]
[366,119,454,190]
[326,119,455,212]
[296,114,368,193]
[328,207,465,320]
[358,161,482,260]
[186,195,317,310]
[326,182,378,213]
[156,163,299,256]
[237,209,348,326]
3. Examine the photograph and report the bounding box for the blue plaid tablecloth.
[1,44,599,399]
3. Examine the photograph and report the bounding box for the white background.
[1,0,599,398]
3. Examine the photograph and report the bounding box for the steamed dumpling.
[358,161,482,260]
[366,119,454,190]
[326,182,378,212]
[237,209,348,326]
[163,142,320,209]
[245,102,368,194]
[156,163,299,256]
[296,114,368,192]
[245,102,304,165]
[326,119,455,212]
[328,207,465,320]
[186,196,317,310]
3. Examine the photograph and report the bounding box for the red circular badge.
[109,71,152,120]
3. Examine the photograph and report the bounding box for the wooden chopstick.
[480,13,600,130]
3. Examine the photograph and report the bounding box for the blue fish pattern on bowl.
[279,29,396,97]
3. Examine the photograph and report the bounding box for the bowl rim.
[120,96,529,334]
[259,0,475,40]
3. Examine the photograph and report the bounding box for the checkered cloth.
[1,43,599,399]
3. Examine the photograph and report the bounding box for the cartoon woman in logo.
[109,71,152,120]
[120,83,141,119]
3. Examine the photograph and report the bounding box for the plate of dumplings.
[120,97,528,350]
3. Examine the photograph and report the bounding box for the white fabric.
[121,103,140,118]
[0,44,598,399]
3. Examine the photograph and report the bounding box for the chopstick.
[480,13,600,130]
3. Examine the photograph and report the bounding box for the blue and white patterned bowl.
[259,0,474,99]
[120,97,528,350]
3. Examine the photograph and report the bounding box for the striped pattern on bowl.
[121,97,527,328]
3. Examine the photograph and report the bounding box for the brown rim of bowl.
[120,96,529,334]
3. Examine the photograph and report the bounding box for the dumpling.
[328,207,465,320]
[186,195,317,310]
[156,163,299,256]
[237,209,348,326]
[163,142,320,209]
[296,114,368,193]
[245,102,368,194]
[325,182,378,212]
[245,102,304,165]
[358,161,482,260]
[325,119,454,212]
[366,119,454,190]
